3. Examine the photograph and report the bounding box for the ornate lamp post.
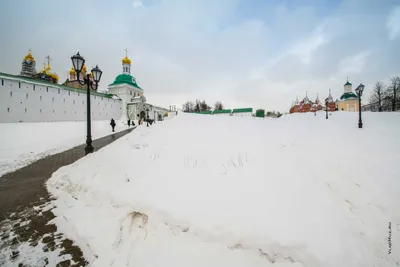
[355,83,365,128]
[325,99,328,119]
[71,52,103,155]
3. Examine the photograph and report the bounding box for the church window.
[7,108,10,113]
[1,79,3,86]
[68,91,70,96]
[53,110,55,113]
[10,92,12,98]
[40,96,42,101]
[130,91,132,95]
[64,111,66,114]
[82,101,84,105]
[19,82,21,88]
[40,109,42,113]
[25,108,27,113]
[78,92,80,96]
[46,87,49,92]
[52,97,54,102]
[73,100,75,104]
[33,85,35,90]
[26,93,28,99]
[63,99,65,103]
[58,89,60,94]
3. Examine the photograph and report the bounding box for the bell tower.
[122,48,131,74]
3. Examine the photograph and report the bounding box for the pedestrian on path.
[127,119,131,127]
[110,118,116,132]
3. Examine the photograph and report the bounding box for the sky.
[0,0,399,112]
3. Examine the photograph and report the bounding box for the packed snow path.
[0,127,136,267]
[0,120,128,177]
[47,112,400,267]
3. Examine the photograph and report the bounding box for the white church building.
[0,50,170,123]
[107,52,169,122]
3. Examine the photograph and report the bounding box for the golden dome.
[49,72,59,83]
[24,50,35,62]
[82,64,87,73]
[39,66,59,83]
[69,67,76,75]
[122,56,131,65]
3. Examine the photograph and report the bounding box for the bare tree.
[194,100,201,113]
[199,100,211,111]
[214,101,224,110]
[182,101,195,112]
[387,76,400,111]
[369,81,386,112]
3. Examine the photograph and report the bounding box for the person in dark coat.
[127,119,131,127]
[110,118,116,132]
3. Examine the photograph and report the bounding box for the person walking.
[127,119,131,127]
[110,118,116,132]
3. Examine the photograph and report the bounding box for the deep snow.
[0,120,127,177]
[46,112,400,266]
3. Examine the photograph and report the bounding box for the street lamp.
[71,52,103,155]
[355,83,365,128]
[325,99,328,119]
[146,108,149,127]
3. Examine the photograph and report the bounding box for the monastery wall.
[0,75,122,123]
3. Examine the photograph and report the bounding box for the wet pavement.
[0,127,136,266]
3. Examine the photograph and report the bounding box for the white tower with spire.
[122,48,132,74]
[107,49,145,122]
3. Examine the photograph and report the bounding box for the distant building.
[337,78,359,112]
[324,89,337,112]
[290,93,323,114]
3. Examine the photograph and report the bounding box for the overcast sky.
[0,0,399,111]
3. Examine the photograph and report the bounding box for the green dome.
[340,92,358,100]
[344,81,352,86]
[108,73,142,89]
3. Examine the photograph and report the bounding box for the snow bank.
[0,120,128,177]
[47,112,400,267]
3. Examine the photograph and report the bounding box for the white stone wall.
[232,112,252,117]
[0,76,122,123]
[213,113,231,116]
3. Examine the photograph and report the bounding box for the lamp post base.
[85,137,94,155]
[358,122,363,128]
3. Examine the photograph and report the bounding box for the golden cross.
[28,49,32,54]
[124,48,129,57]
[45,55,52,66]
